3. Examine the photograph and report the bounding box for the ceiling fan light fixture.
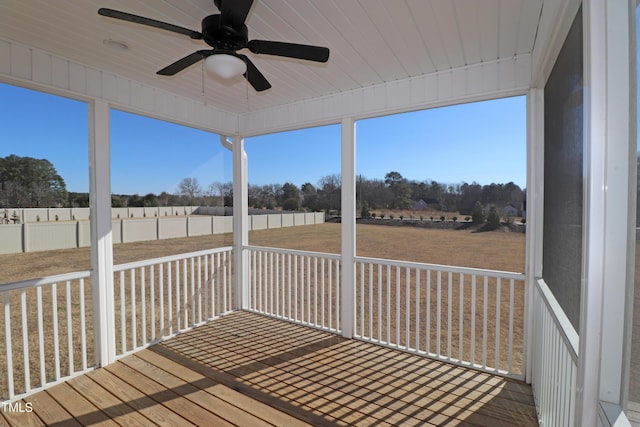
[205,54,246,79]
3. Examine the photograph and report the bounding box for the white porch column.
[524,87,544,384]
[88,99,115,366]
[232,136,249,310]
[341,117,356,338]
[578,1,635,425]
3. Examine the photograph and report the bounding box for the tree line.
[167,172,524,217]
[1,155,525,216]
[0,155,67,208]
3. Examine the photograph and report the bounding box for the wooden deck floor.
[2,311,538,426]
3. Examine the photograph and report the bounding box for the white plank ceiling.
[0,0,544,116]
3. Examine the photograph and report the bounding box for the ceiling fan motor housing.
[202,15,248,51]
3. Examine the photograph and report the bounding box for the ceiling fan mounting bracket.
[201,14,248,51]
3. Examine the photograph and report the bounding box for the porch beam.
[232,136,249,310]
[88,99,116,366]
[578,0,635,425]
[341,117,356,338]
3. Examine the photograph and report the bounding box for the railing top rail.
[0,270,92,292]
[114,246,234,271]
[355,255,526,280]
[536,278,579,360]
[244,245,342,261]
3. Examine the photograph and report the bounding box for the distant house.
[500,204,519,217]
[413,198,439,210]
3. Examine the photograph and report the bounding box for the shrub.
[36,215,40,222]
[390,214,394,220]
[452,216,457,222]
[440,215,446,222]
[521,217,526,224]
[487,205,501,228]
[471,201,485,225]
[505,213,514,225]
[399,215,404,220]
[55,214,59,221]
[420,216,424,221]
[361,202,371,219]
[465,216,471,222]
[380,213,385,219]
[282,198,300,211]
[430,216,434,221]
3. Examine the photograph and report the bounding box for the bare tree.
[177,177,202,204]
[207,181,232,206]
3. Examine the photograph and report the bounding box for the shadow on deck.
[2,311,538,426]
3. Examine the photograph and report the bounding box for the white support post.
[341,118,356,338]
[89,99,115,366]
[578,1,635,425]
[524,87,544,385]
[232,136,249,310]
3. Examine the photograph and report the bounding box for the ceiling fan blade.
[157,51,210,76]
[98,8,203,39]
[248,40,329,62]
[239,55,271,92]
[218,0,254,30]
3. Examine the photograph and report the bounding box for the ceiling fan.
[98,0,330,92]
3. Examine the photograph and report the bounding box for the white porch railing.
[244,246,526,379]
[245,246,342,333]
[1,271,94,402]
[0,246,235,402]
[113,247,234,357]
[355,256,526,379]
[531,278,578,426]
[2,245,530,403]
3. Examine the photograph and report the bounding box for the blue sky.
[0,82,526,194]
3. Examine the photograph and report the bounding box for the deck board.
[4,311,538,426]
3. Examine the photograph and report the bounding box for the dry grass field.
[0,222,525,400]
[0,222,524,284]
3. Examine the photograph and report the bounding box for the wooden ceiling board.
[427,0,467,69]
[364,0,435,77]
[497,0,523,58]
[406,1,451,72]
[516,0,544,54]
[475,0,500,62]
[279,1,379,89]
[453,0,483,66]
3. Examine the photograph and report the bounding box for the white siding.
[238,56,531,136]
[0,38,238,136]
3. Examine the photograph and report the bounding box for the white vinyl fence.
[0,212,324,254]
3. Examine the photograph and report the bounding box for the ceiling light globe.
[205,54,247,79]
